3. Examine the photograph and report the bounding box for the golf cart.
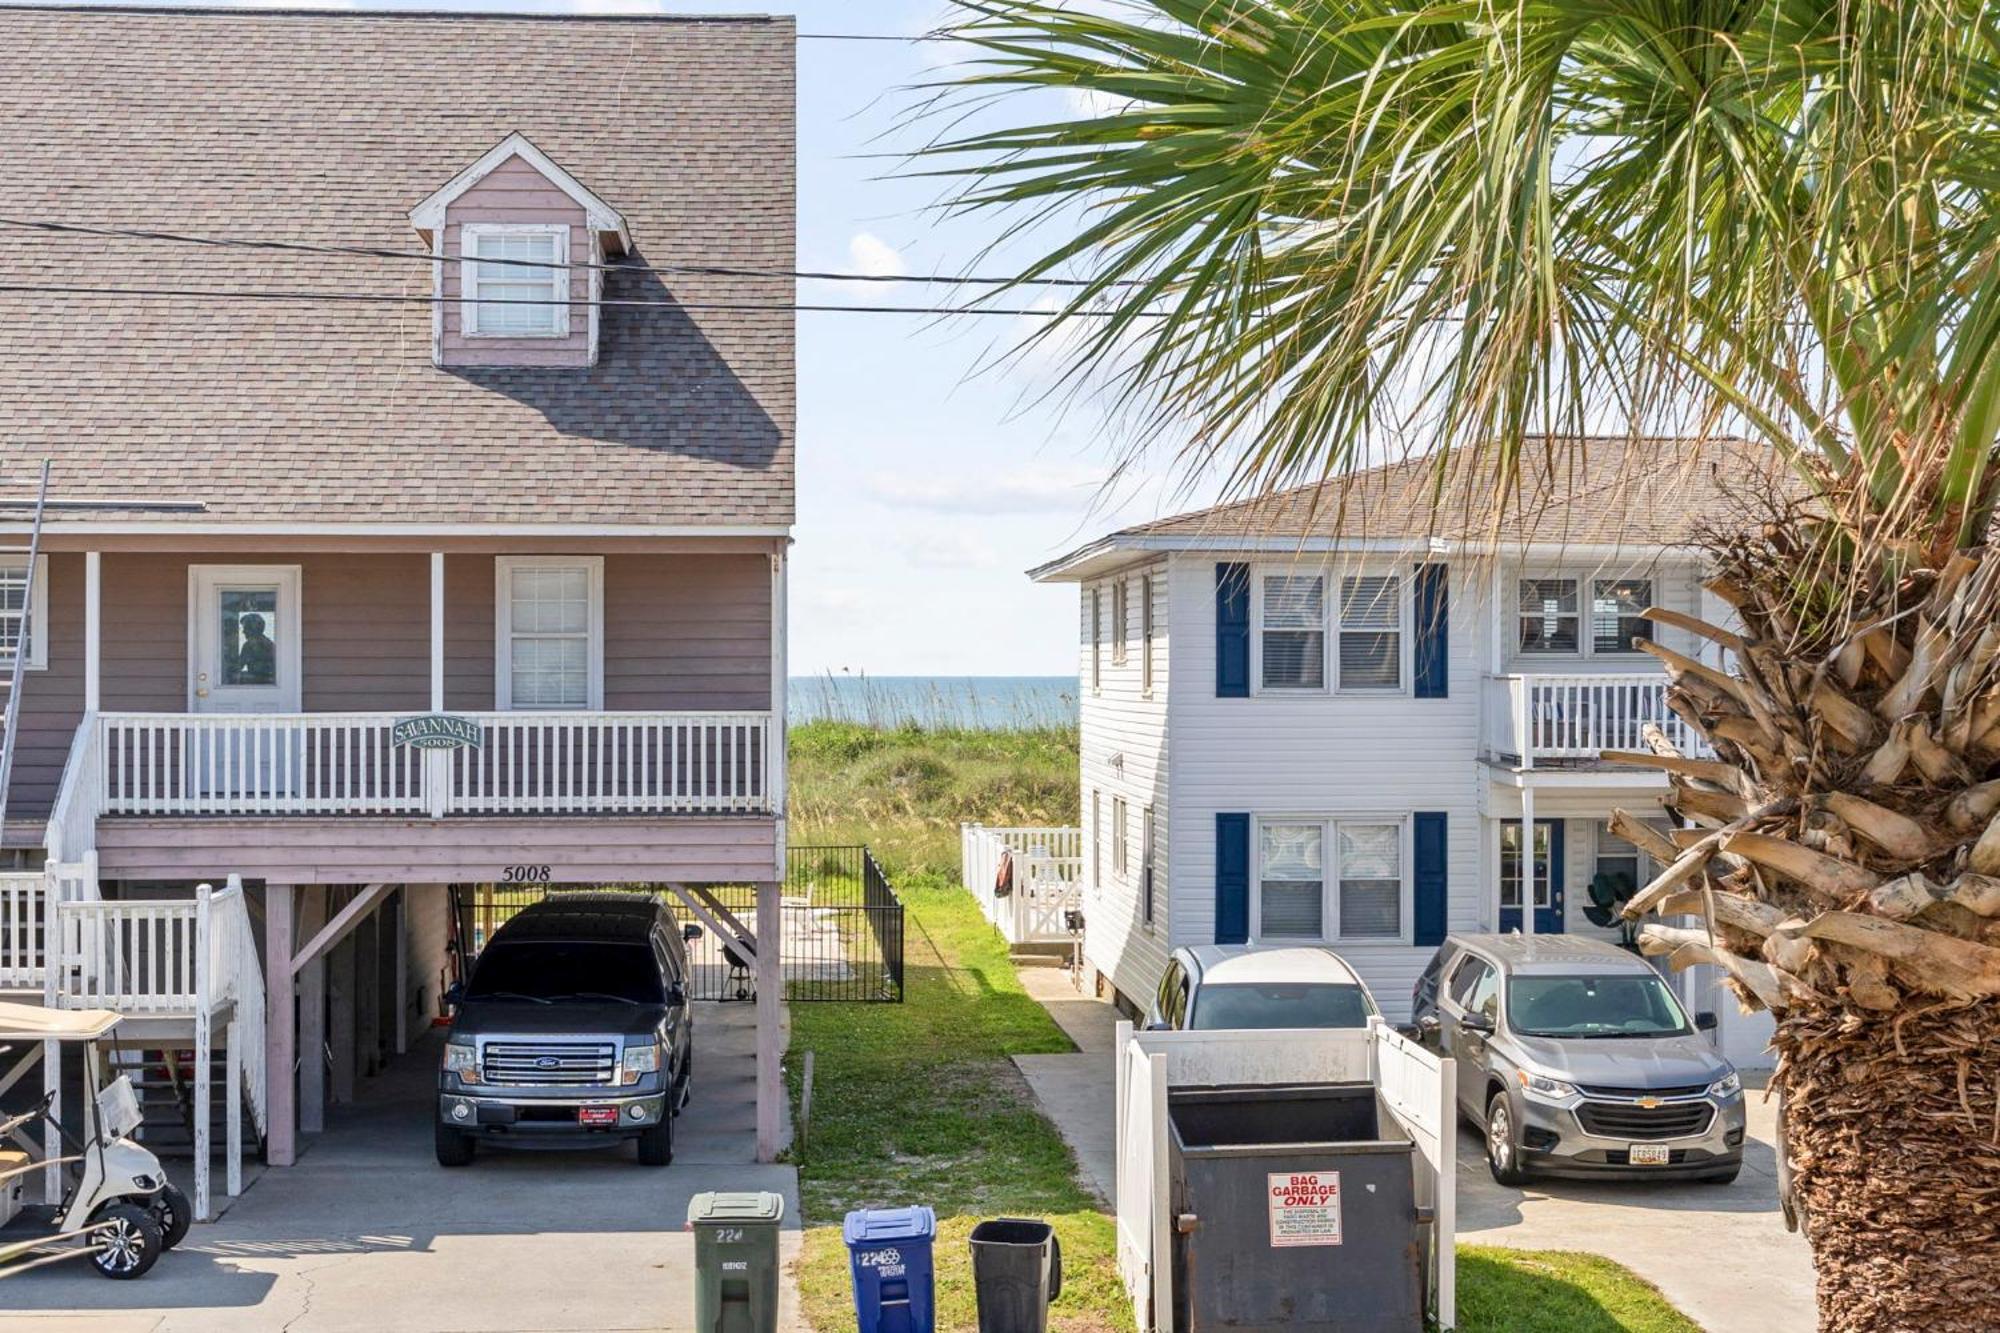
[0,1001,187,1280]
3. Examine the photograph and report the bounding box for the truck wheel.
[149,1184,192,1249]
[89,1204,163,1280]
[1486,1093,1528,1187]
[636,1113,674,1167]
[434,1122,476,1167]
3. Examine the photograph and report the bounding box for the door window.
[1501,822,1554,909]
[219,588,281,687]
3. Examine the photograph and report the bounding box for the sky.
[23,0,1220,677]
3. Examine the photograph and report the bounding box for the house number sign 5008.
[500,865,554,883]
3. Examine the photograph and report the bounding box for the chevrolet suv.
[436,895,698,1167]
[1412,934,1745,1185]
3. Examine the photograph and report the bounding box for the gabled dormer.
[410,133,631,369]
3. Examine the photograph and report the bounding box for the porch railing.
[92,710,774,818]
[1485,673,1708,766]
[961,823,1085,945]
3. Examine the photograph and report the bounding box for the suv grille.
[1576,1100,1714,1141]
[482,1041,617,1087]
[1574,1082,1710,1099]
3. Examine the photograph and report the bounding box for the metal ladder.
[0,461,51,835]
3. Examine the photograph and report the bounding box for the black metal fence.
[447,844,904,1005]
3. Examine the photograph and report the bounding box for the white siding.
[1079,563,1171,1009]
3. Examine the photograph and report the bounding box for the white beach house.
[1030,439,1783,1067]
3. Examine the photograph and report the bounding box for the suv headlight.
[1518,1071,1578,1102]
[443,1041,478,1085]
[621,1042,662,1086]
[1708,1071,1742,1099]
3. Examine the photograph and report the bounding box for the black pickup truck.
[435,895,698,1167]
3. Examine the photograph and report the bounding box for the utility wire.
[0,216,1136,290]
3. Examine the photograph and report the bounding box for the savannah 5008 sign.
[391,714,484,750]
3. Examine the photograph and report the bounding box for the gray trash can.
[968,1218,1062,1332]
[1167,1084,1425,1330]
[688,1190,785,1333]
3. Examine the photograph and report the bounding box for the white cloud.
[902,530,1001,571]
[869,462,1107,515]
[847,232,908,279]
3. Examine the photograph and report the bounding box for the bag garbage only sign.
[1267,1171,1343,1248]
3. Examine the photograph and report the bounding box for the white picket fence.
[960,824,1084,945]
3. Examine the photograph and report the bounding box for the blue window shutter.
[1215,813,1250,944]
[1413,812,1448,947]
[1413,563,1449,699]
[1216,562,1250,698]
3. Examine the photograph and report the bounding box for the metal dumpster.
[1167,1084,1423,1331]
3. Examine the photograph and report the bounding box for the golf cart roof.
[0,1000,121,1042]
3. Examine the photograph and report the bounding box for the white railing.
[0,871,46,989]
[51,895,203,1014]
[961,824,1084,944]
[94,710,775,818]
[1485,673,1707,766]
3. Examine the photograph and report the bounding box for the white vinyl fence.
[960,824,1083,945]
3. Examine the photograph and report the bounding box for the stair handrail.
[44,710,103,901]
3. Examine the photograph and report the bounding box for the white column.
[298,888,327,1136]
[264,884,297,1167]
[430,552,445,710]
[754,878,783,1162]
[1519,786,1537,938]
[83,551,101,712]
[42,1039,59,1201]
[194,884,213,1220]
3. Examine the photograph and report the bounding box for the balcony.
[1484,673,1707,768]
[71,710,775,822]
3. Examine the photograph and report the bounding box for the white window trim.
[1112,795,1129,877]
[1248,564,1410,696]
[494,555,604,711]
[1111,579,1129,667]
[1513,568,1656,661]
[1140,804,1157,927]
[1249,813,1412,946]
[1089,586,1103,694]
[460,223,572,339]
[0,556,49,672]
[1140,573,1156,697]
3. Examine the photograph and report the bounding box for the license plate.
[577,1106,618,1126]
[1629,1143,1670,1166]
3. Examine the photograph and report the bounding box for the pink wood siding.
[6,550,773,825]
[95,815,780,886]
[439,155,593,368]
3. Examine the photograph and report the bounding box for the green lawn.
[784,721,1702,1333]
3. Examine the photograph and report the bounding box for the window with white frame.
[462,224,570,337]
[1593,821,1642,901]
[1091,789,1102,888]
[495,557,602,709]
[1112,796,1128,876]
[1260,574,1326,689]
[1518,578,1579,654]
[1089,587,1102,691]
[1140,574,1155,693]
[1338,574,1402,690]
[1111,579,1129,666]
[1500,822,1554,911]
[1519,574,1654,656]
[1256,817,1405,942]
[1591,578,1653,655]
[0,558,47,670]
[1141,805,1156,925]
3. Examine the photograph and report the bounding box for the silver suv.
[1411,934,1745,1185]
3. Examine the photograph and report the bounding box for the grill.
[1574,1082,1710,1099]
[1576,1099,1714,1141]
[481,1041,617,1087]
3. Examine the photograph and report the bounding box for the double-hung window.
[495,556,602,710]
[1255,817,1405,942]
[1260,574,1325,689]
[1338,575,1402,690]
[1591,578,1653,655]
[462,224,570,338]
[0,558,47,671]
[1518,578,1580,654]
[1519,575,1653,656]
[1089,587,1103,691]
[1111,580,1129,666]
[1140,575,1155,694]
[1112,796,1128,876]
[1141,806,1156,925]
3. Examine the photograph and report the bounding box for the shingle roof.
[0,6,795,527]
[1035,437,1801,578]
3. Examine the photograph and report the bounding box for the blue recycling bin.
[843,1206,938,1333]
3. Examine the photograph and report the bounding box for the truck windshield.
[1506,973,1691,1039]
[466,941,665,1005]
[1189,983,1374,1030]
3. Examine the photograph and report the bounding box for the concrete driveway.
[1012,968,1815,1333]
[0,1004,802,1333]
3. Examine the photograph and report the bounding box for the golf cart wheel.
[89,1203,164,1280]
[434,1121,476,1168]
[149,1184,192,1249]
[636,1111,674,1167]
[1486,1092,1528,1187]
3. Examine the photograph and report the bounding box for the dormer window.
[410,132,630,369]
[462,224,570,338]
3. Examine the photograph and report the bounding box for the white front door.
[190,566,302,715]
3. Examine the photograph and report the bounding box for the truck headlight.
[1708,1072,1741,1099]
[443,1041,479,1085]
[621,1042,662,1086]
[1518,1072,1578,1102]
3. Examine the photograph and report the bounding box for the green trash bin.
[688,1191,786,1333]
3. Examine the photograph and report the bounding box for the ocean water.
[788,676,1078,730]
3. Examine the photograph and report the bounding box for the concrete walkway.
[1009,970,1815,1333]
[2,1003,803,1333]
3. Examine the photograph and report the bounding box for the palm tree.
[920,3,2000,1328]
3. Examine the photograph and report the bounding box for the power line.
[0,216,1132,290]
[0,281,1154,318]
